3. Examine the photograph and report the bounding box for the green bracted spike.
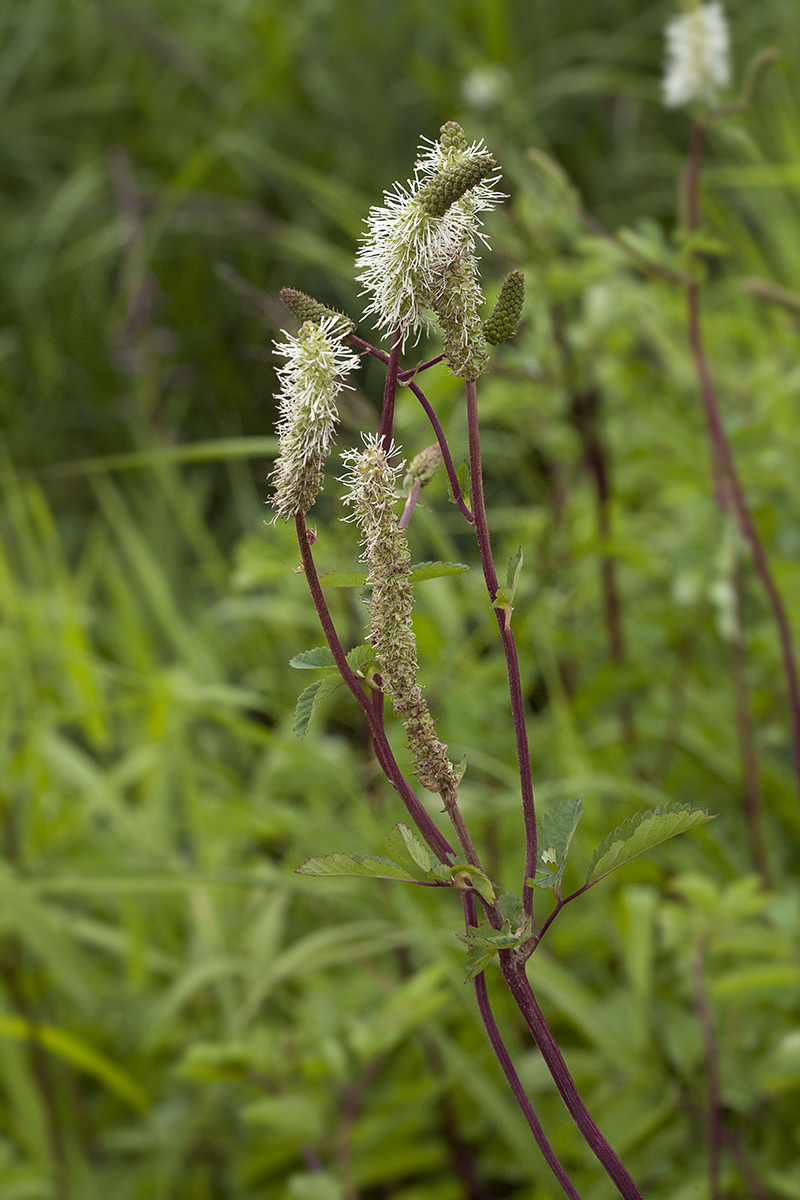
[418,154,497,218]
[279,287,356,335]
[483,269,525,345]
[438,121,468,154]
[406,443,443,487]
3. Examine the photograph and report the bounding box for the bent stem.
[465,378,538,919]
[294,512,454,862]
[500,955,644,1200]
[684,119,800,815]
[463,896,582,1200]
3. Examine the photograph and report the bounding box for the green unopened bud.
[438,121,468,155]
[483,269,525,345]
[418,154,498,219]
[405,443,443,489]
[279,287,356,335]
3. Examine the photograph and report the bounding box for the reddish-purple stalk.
[350,334,475,524]
[462,895,582,1200]
[500,956,644,1200]
[684,119,800,814]
[294,512,454,862]
[379,327,402,451]
[465,378,538,920]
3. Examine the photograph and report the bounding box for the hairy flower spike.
[663,3,731,109]
[484,270,525,345]
[418,154,498,218]
[269,315,360,521]
[279,287,356,334]
[355,126,504,352]
[341,436,460,794]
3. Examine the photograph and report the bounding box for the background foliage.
[2,1,800,1197]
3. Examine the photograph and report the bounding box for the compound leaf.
[529,797,584,890]
[387,824,439,878]
[296,853,428,885]
[585,801,714,886]
[293,676,343,737]
[290,646,336,670]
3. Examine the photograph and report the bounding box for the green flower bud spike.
[438,121,468,156]
[406,442,443,488]
[483,269,525,345]
[279,287,357,335]
[418,154,498,219]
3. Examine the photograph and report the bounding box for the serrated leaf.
[449,460,471,512]
[386,824,439,878]
[450,866,496,905]
[345,644,376,676]
[319,571,368,587]
[295,853,425,884]
[289,646,336,670]
[409,561,471,583]
[293,675,343,737]
[585,802,714,886]
[498,891,525,927]
[506,547,523,598]
[530,797,584,890]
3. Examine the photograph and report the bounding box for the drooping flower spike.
[269,313,360,521]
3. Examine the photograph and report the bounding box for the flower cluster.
[341,435,460,794]
[269,314,360,521]
[663,2,731,109]
[355,122,504,376]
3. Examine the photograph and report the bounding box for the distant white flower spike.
[663,2,731,109]
[355,128,503,353]
[269,314,360,520]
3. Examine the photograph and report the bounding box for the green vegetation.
[2,1,800,1197]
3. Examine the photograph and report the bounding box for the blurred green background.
[2,1,800,1197]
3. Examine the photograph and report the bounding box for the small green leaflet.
[584,801,714,885]
[497,890,525,928]
[345,644,376,676]
[456,921,523,981]
[290,646,336,670]
[409,561,470,583]
[450,460,472,512]
[529,797,584,890]
[450,865,496,905]
[293,676,343,737]
[386,824,449,880]
[492,547,523,625]
[296,853,434,884]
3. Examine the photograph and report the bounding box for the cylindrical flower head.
[269,315,360,521]
[484,269,525,345]
[355,125,503,350]
[663,3,731,108]
[341,436,459,794]
[406,442,443,488]
[279,287,356,334]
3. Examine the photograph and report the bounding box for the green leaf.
[456,922,522,980]
[386,824,439,878]
[409,561,471,583]
[295,853,432,885]
[293,676,343,737]
[450,865,496,905]
[497,891,525,927]
[289,646,336,669]
[585,802,714,886]
[529,797,584,890]
[449,460,471,511]
[506,547,523,597]
[345,643,376,676]
[319,571,368,588]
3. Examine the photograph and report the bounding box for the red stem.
[295,513,454,862]
[463,896,582,1200]
[684,119,800,814]
[500,956,644,1200]
[465,379,538,920]
[379,327,402,451]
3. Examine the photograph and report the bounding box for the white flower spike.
[269,314,360,521]
[663,2,731,109]
[355,123,503,360]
